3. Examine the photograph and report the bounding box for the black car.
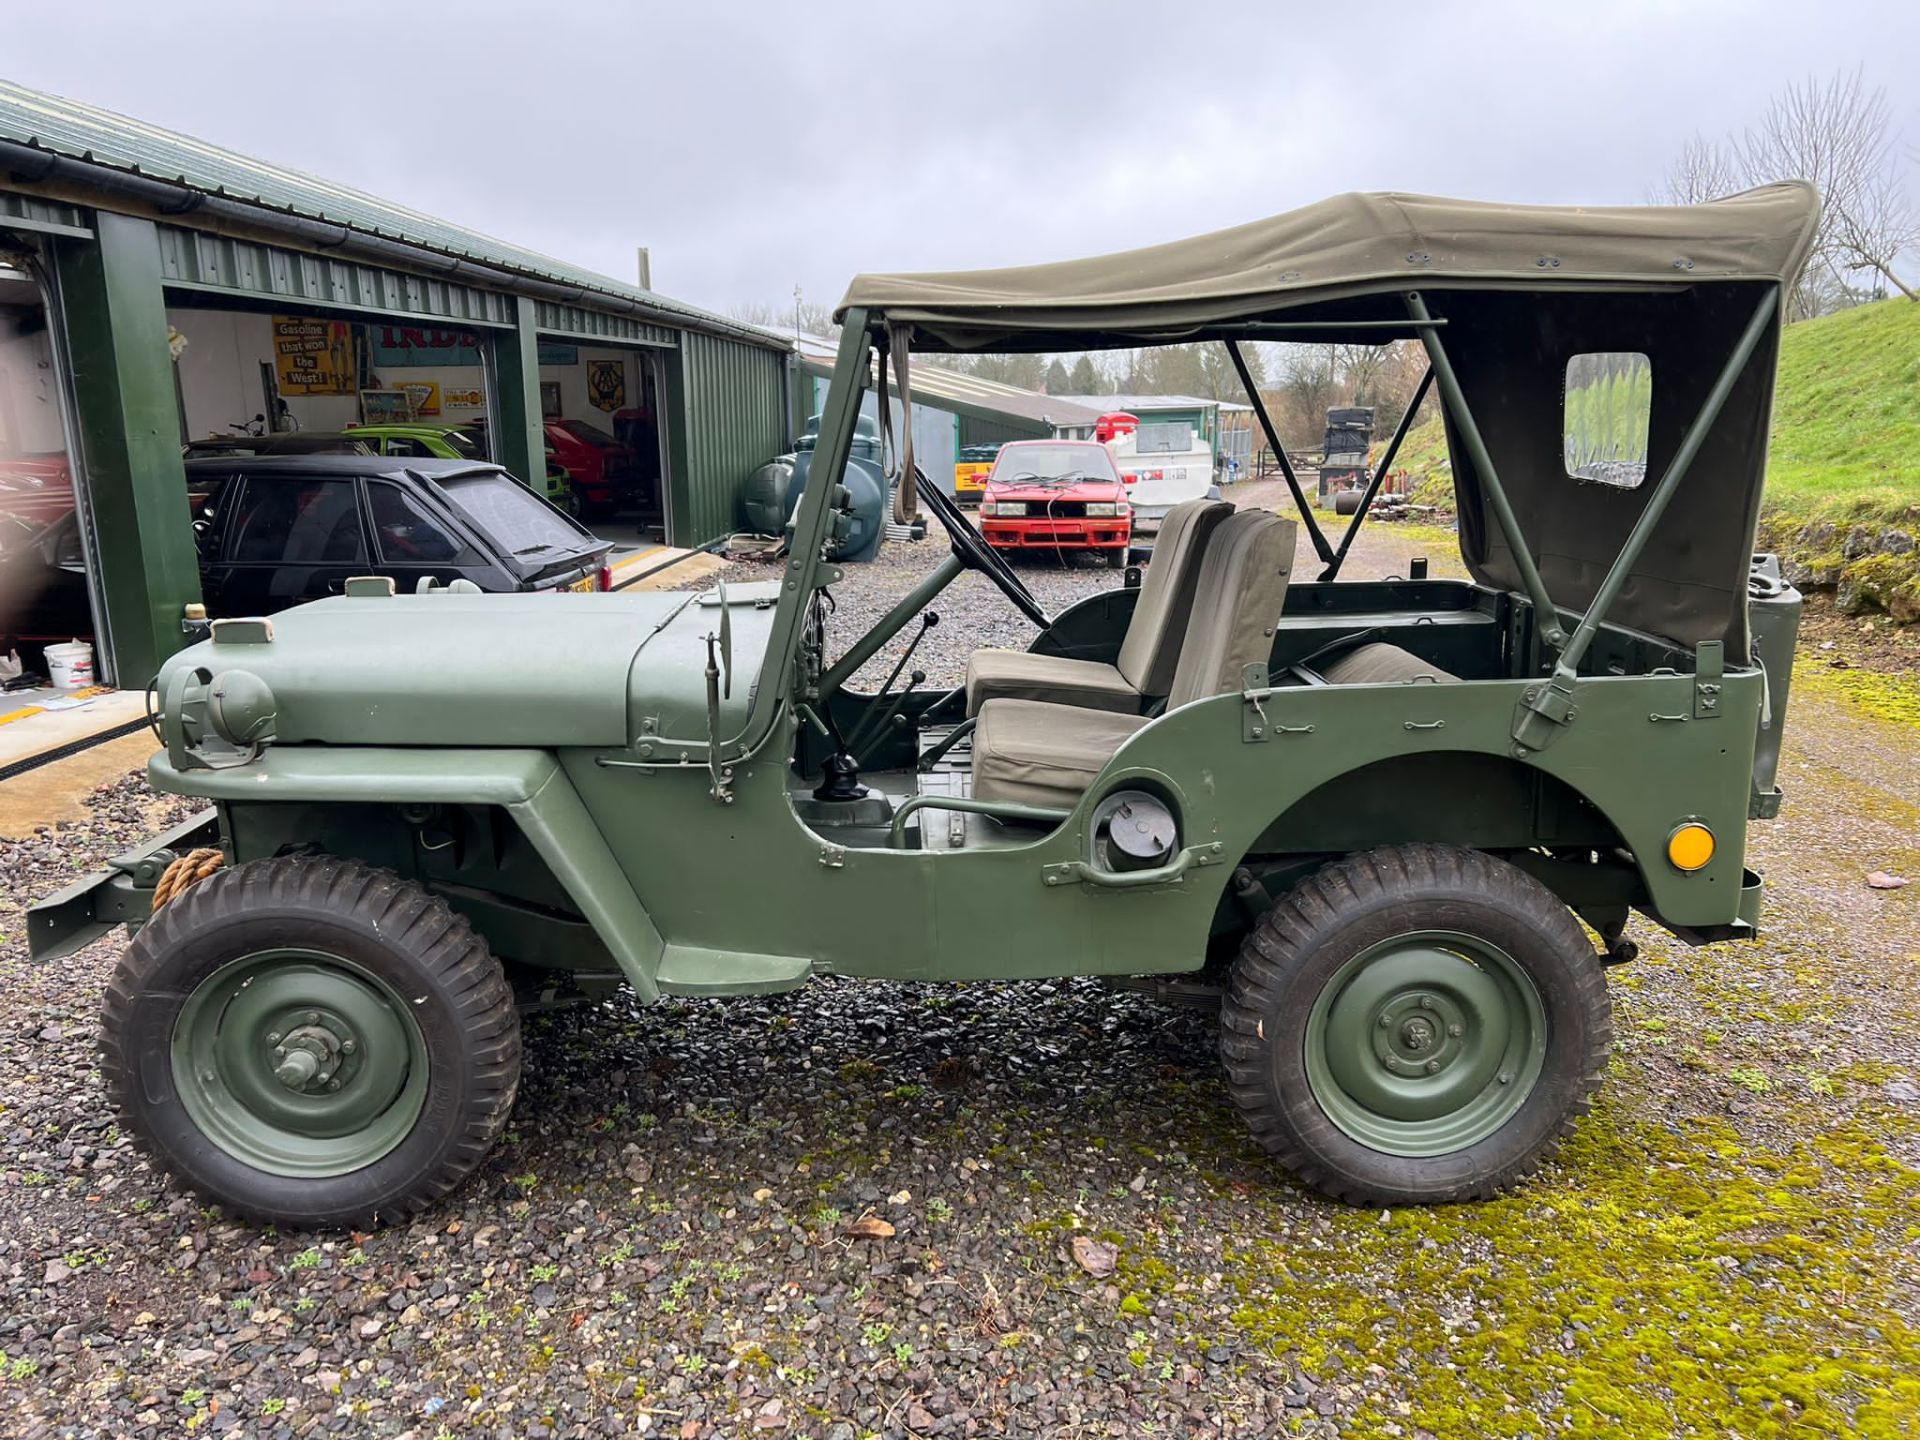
[184,457,615,612]
[4,459,614,676]
[182,432,375,459]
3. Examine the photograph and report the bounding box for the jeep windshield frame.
[721,184,1818,769]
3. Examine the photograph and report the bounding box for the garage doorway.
[533,339,672,545]
[0,245,98,687]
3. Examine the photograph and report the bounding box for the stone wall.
[1765,517,1920,622]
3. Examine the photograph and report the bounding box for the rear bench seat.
[1316,643,1461,685]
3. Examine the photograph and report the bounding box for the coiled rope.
[151,848,224,911]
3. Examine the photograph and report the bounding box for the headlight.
[978,500,996,516]
[987,501,1027,517]
[1084,503,1119,517]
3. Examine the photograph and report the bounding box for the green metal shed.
[0,80,794,685]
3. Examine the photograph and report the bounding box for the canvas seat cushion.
[963,498,1230,717]
[970,510,1299,810]
[1318,643,1460,685]
[971,700,1148,810]
[963,650,1139,716]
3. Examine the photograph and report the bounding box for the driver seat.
[971,509,1297,809]
[962,498,1232,717]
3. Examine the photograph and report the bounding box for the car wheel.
[101,855,520,1228]
[1220,843,1610,1204]
[1105,546,1128,569]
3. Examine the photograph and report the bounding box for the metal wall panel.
[154,225,514,326]
[0,189,90,238]
[852,392,958,496]
[667,332,791,546]
[534,300,677,348]
[957,412,1051,449]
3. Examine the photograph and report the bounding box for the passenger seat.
[971,510,1297,810]
[963,497,1232,716]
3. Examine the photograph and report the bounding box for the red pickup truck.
[976,439,1132,567]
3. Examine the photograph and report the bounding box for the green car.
[33,184,1816,1228]
[347,423,578,516]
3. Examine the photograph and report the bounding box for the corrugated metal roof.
[0,79,786,350]
[1052,393,1251,413]
[794,332,1104,430]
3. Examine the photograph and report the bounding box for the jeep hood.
[153,585,781,752]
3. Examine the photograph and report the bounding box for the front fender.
[146,747,667,1002]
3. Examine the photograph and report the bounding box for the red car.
[460,418,639,521]
[976,440,1132,566]
[0,454,75,526]
[541,419,638,520]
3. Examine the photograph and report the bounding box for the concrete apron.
[0,728,159,836]
[0,689,148,771]
[608,544,731,592]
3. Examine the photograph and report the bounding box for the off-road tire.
[101,855,520,1228]
[1220,843,1610,1204]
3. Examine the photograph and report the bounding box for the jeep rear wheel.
[102,856,520,1228]
[1221,843,1610,1204]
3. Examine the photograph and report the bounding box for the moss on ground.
[1791,656,1920,730]
[1373,519,1462,556]
[1119,1094,1920,1438]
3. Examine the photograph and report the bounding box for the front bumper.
[27,808,221,961]
[982,520,1130,550]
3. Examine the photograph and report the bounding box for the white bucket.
[44,640,95,691]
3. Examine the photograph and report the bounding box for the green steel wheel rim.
[170,948,429,1177]
[1303,929,1547,1158]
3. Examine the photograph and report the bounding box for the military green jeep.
[32,184,1818,1228]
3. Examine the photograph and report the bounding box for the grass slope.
[1764,297,1920,525]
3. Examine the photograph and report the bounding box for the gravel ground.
[2,506,1916,1438]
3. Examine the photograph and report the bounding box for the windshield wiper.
[1004,472,1091,487]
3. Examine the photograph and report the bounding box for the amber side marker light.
[1667,822,1715,872]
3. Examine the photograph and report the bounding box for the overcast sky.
[8,1,1917,317]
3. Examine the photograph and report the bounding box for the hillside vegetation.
[1387,298,1920,617]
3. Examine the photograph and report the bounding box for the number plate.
[567,575,597,593]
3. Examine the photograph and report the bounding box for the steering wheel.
[917,469,1051,629]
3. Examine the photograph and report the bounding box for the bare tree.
[1660,133,1743,204]
[1739,69,1917,309]
[1833,166,1920,301]
[728,297,842,339]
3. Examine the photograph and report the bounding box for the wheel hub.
[270,1020,352,1092]
[1304,931,1547,1158]
[171,949,428,1177]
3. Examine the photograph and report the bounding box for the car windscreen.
[438,429,483,460]
[434,472,592,558]
[557,419,622,449]
[991,445,1118,485]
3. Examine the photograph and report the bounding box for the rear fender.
[142,747,666,1002]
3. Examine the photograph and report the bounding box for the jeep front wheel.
[1220,843,1610,1204]
[101,856,520,1228]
